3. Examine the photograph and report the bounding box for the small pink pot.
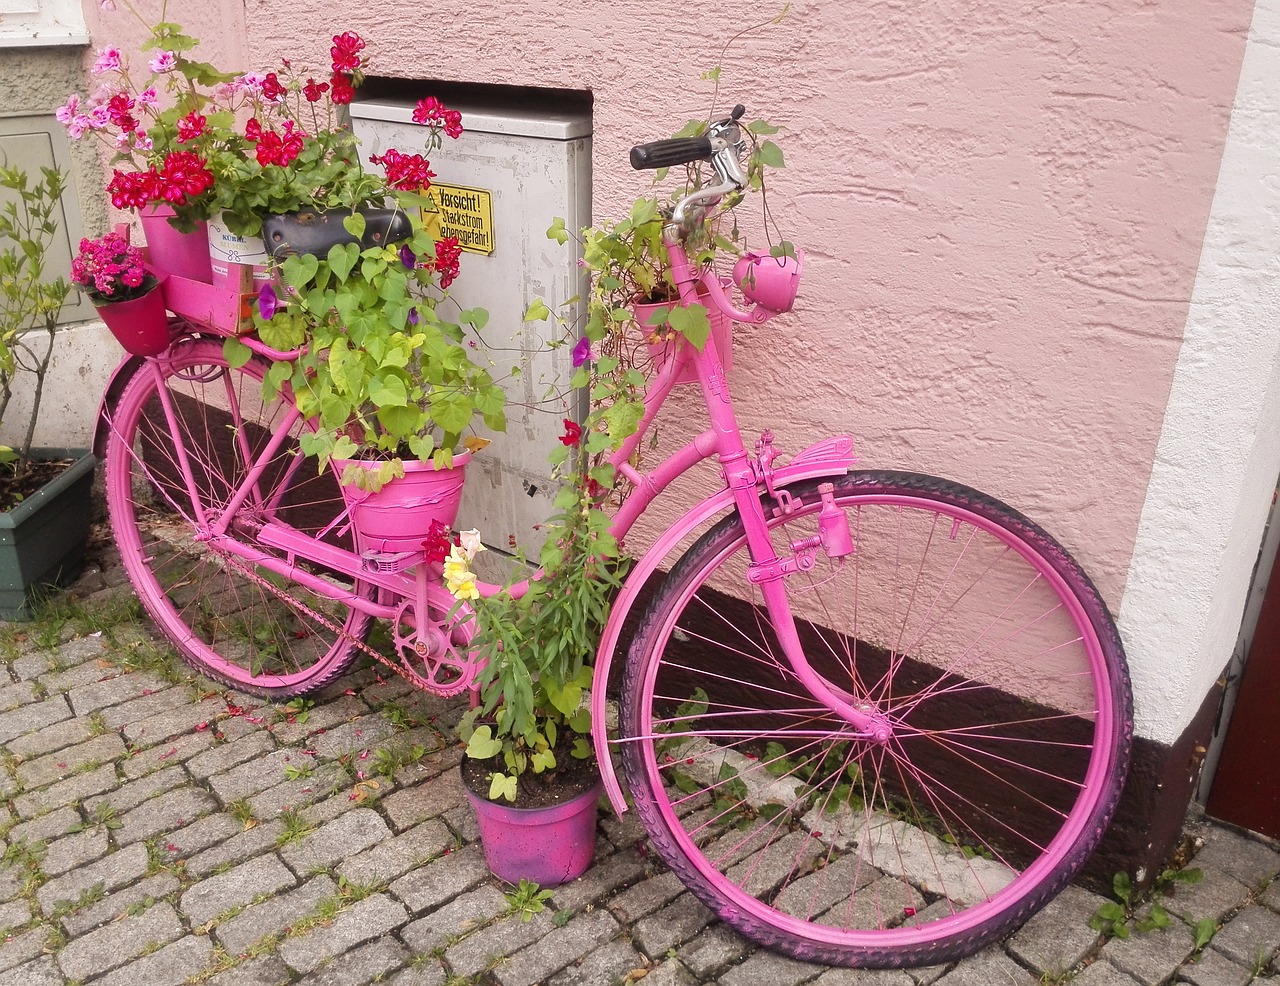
[635,285,733,386]
[464,770,603,887]
[140,204,212,283]
[95,283,171,357]
[333,451,470,554]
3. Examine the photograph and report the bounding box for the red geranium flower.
[176,112,206,143]
[261,71,287,102]
[330,32,365,73]
[303,77,329,103]
[329,71,356,105]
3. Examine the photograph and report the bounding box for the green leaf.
[524,298,550,322]
[747,120,781,135]
[466,726,503,760]
[1193,917,1217,950]
[756,140,785,169]
[546,217,569,245]
[223,336,252,369]
[327,242,358,281]
[489,772,518,802]
[342,210,367,241]
[666,304,711,350]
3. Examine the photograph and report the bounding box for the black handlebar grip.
[629,135,714,170]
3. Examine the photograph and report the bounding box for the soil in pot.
[461,737,599,809]
[0,457,77,512]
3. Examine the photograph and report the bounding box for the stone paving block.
[291,936,408,986]
[279,806,390,874]
[389,842,489,914]
[7,804,79,844]
[0,900,30,933]
[0,694,71,746]
[205,953,292,986]
[246,762,349,817]
[187,731,276,780]
[1101,911,1196,985]
[67,672,171,716]
[184,819,286,878]
[932,948,1037,986]
[1007,882,1107,974]
[99,685,192,729]
[381,960,447,986]
[36,841,149,913]
[1068,958,1144,984]
[298,786,380,828]
[381,768,466,831]
[39,652,116,694]
[56,900,182,980]
[1193,829,1280,888]
[41,825,109,876]
[812,968,917,985]
[716,946,827,986]
[15,732,127,788]
[1211,903,1280,965]
[4,714,94,759]
[9,653,53,682]
[114,784,219,844]
[632,892,716,960]
[546,938,651,986]
[153,811,242,860]
[96,933,216,986]
[307,714,398,759]
[180,853,297,926]
[443,911,554,980]
[675,922,750,980]
[214,876,337,956]
[278,892,409,974]
[267,694,369,746]
[84,763,187,816]
[551,844,649,913]
[0,925,49,974]
[0,682,38,713]
[122,697,226,747]
[494,907,622,986]
[607,869,687,924]
[1181,946,1255,986]
[13,762,117,818]
[399,885,508,954]
[0,954,61,986]
[1163,868,1254,924]
[61,872,181,937]
[444,801,480,843]
[0,871,24,907]
[206,748,304,803]
[121,729,216,779]
[337,818,453,886]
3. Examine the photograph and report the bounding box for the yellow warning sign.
[423,182,494,256]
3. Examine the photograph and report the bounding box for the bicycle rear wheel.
[103,338,374,697]
[619,471,1131,967]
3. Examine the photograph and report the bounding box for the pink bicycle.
[99,106,1132,968]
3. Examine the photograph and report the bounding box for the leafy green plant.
[1192,916,1218,951]
[0,165,72,494]
[1089,867,1206,940]
[503,879,553,923]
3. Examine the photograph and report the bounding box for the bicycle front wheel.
[619,471,1131,967]
[103,338,374,697]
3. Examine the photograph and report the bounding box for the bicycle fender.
[590,439,857,816]
[93,354,147,459]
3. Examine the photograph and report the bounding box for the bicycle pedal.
[360,549,422,573]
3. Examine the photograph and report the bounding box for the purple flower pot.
[464,771,602,887]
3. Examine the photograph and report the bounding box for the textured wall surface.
[80,0,1267,745]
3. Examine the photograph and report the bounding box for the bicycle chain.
[221,548,473,696]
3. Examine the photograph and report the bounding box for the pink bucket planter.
[464,770,603,886]
[333,451,470,554]
[140,205,212,283]
[95,282,172,357]
[634,285,733,385]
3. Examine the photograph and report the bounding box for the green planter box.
[0,449,98,621]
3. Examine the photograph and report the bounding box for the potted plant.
[70,230,169,356]
[0,166,98,619]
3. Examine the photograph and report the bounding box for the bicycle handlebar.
[630,135,715,171]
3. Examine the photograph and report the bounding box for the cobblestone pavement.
[0,536,1277,986]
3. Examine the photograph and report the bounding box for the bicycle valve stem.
[817,483,854,558]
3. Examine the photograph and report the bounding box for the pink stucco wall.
[93,0,1253,611]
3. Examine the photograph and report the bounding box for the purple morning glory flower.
[400,244,417,270]
[408,306,419,325]
[571,336,592,367]
[257,282,279,320]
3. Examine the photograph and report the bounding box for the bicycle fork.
[736,439,893,743]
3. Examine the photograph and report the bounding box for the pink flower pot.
[635,284,733,385]
[95,284,171,357]
[464,773,603,886]
[333,451,471,554]
[140,205,212,283]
